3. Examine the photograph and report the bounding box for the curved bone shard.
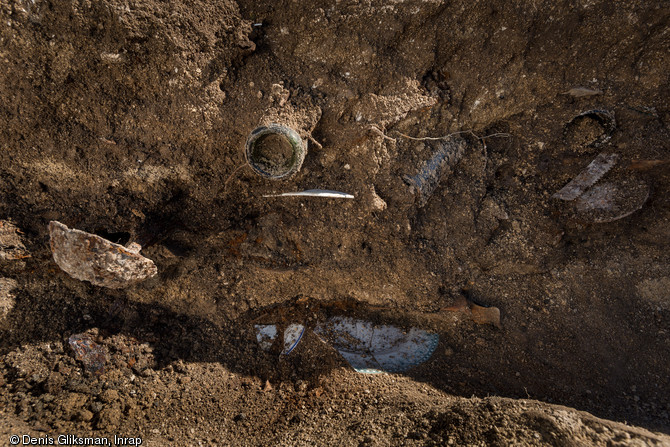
[552,153,619,201]
[49,221,157,289]
[263,189,354,199]
[573,179,649,223]
[403,136,467,208]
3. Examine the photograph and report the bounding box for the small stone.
[68,333,107,374]
[234,412,246,422]
[369,186,387,211]
[139,368,155,378]
[49,221,157,289]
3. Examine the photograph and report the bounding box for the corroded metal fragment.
[49,221,157,289]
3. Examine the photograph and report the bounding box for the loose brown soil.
[251,134,295,177]
[1,0,669,445]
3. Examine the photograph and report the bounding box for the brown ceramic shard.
[470,303,502,329]
[442,296,502,329]
[49,221,157,289]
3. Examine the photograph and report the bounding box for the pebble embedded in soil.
[48,221,157,289]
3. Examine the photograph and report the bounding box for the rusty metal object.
[49,221,157,289]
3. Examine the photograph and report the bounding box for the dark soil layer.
[1,0,669,445]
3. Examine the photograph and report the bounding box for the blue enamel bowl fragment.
[314,317,439,374]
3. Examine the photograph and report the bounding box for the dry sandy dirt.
[1,0,670,445]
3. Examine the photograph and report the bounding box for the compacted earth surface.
[1,0,669,445]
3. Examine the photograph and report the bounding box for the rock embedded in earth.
[68,332,108,374]
[563,87,603,97]
[442,296,502,329]
[49,221,157,289]
[0,277,18,322]
[368,186,387,211]
[0,220,30,260]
